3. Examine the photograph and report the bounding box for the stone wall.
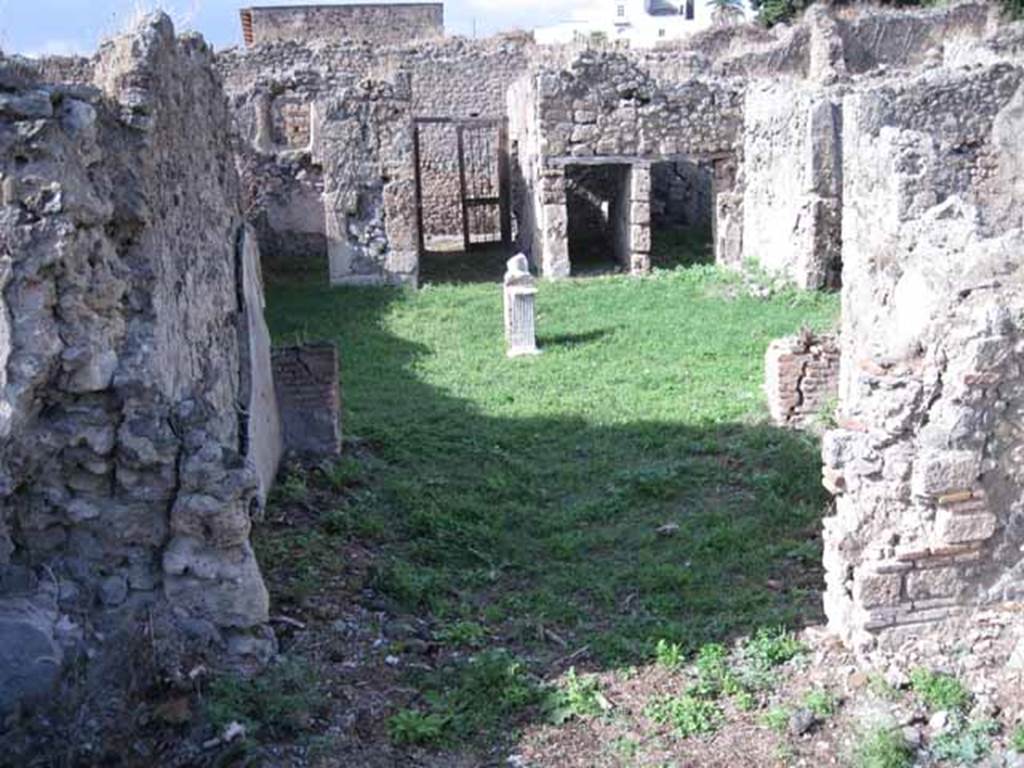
[765,332,840,428]
[821,61,1024,661]
[242,4,444,47]
[217,36,530,281]
[742,82,841,290]
[0,15,279,712]
[510,49,745,277]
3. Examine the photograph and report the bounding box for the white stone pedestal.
[504,254,540,358]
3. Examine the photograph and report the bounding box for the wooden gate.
[412,117,512,254]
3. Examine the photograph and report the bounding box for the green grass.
[263,264,838,745]
[393,649,543,745]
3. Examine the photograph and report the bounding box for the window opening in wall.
[650,159,714,268]
[685,0,695,19]
[617,5,625,16]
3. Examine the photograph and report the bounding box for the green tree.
[708,0,746,26]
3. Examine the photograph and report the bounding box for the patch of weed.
[852,726,914,768]
[655,638,685,670]
[743,626,805,670]
[321,456,365,491]
[435,620,487,647]
[205,659,318,739]
[545,667,609,725]
[388,709,449,746]
[274,471,308,504]
[646,694,723,738]
[762,707,790,733]
[867,673,902,701]
[1012,724,1024,752]
[931,716,998,765]
[909,668,971,713]
[399,650,541,745]
[803,688,837,718]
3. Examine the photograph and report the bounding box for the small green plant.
[803,688,837,718]
[612,736,640,758]
[275,471,308,503]
[689,643,735,699]
[852,726,914,768]
[647,694,722,738]
[435,620,487,646]
[744,627,805,670]
[817,393,839,429]
[655,638,685,669]
[931,716,998,764]
[388,709,449,746]
[388,650,541,746]
[205,659,318,739]
[1012,724,1024,752]
[909,668,971,713]
[762,706,790,733]
[733,690,757,711]
[321,456,365,491]
[545,667,609,725]
[867,673,902,701]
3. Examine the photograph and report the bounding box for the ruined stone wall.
[217,36,530,278]
[822,61,1024,662]
[742,82,841,290]
[317,77,418,285]
[243,3,444,47]
[239,152,327,271]
[511,49,744,277]
[835,1,992,74]
[765,332,840,429]
[0,15,279,712]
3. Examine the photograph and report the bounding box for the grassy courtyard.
[243,262,841,762]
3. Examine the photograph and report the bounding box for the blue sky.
[0,0,595,56]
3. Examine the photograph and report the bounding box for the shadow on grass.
[262,272,833,754]
[537,328,616,348]
[419,243,511,285]
[651,225,714,270]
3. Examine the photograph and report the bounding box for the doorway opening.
[565,163,631,276]
[413,117,512,283]
[650,160,714,268]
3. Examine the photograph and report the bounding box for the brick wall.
[764,332,840,428]
[272,344,342,456]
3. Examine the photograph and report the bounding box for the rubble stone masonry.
[0,15,280,712]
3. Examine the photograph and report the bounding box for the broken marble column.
[504,254,540,358]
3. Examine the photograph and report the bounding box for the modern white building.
[535,0,745,47]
